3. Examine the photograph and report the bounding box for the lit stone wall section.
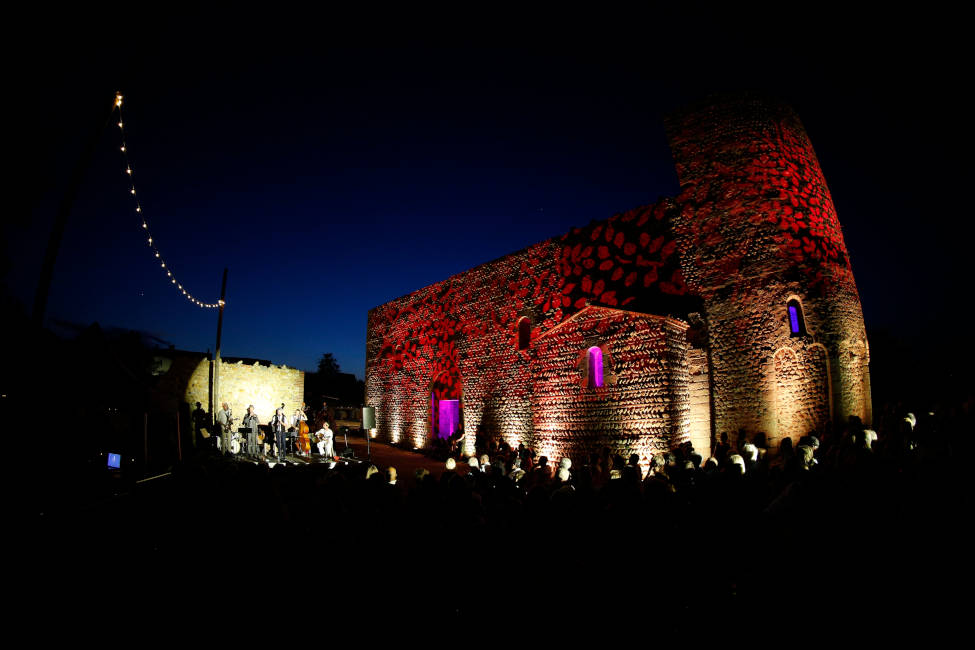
[686,347,712,457]
[367,95,872,458]
[185,360,304,427]
[530,307,690,472]
[665,94,872,442]
[366,241,560,453]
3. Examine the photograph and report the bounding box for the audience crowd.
[37,399,971,632]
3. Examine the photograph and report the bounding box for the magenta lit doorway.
[436,398,460,439]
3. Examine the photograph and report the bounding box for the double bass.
[296,408,311,455]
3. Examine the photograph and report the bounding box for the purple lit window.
[788,305,800,334]
[787,300,805,336]
[587,346,604,388]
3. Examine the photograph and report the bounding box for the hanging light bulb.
[116,95,218,311]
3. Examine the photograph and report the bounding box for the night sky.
[10,10,970,381]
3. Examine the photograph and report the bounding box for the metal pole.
[144,412,148,469]
[176,410,182,462]
[211,268,228,424]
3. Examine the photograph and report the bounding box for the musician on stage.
[293,406,310,456]
[191,402,207,449]
[315,421,335,459]
[292,407,308,430]
[216,402,234,454]
[243,405,260,457]
[272,407,289,462]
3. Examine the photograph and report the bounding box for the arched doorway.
[430,369,463,443]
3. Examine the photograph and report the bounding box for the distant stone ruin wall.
[530,308,690,471]
[184,359,304,426]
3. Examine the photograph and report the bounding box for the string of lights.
[114,92,222,309]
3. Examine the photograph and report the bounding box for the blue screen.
[108,453,121,469]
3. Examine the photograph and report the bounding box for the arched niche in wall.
[429,368,463,446]
[517,316,531,350]
[772,346,800,448]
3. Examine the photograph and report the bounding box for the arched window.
[587,346,604,388]
[787,299,806,336]
[517,317,531,350]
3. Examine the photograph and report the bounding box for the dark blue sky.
[10,10,970,379]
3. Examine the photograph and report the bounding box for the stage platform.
[225,434,465,481]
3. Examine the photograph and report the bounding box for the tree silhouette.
[317,353,340,377]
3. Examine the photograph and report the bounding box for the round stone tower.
[665,95,871,448]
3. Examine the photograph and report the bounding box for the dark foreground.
[23,415,971,640]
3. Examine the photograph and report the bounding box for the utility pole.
[211,268,228,421]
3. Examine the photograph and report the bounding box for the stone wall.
[665,94,871,443]
[366,95,872,458]
[530,307,690,470]
[686,346,712,456]
[366,240,561,453]
[180,357,304,427]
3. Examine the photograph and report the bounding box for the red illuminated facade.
[365,95,871,464]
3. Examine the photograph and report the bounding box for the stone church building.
[365,95,871,465]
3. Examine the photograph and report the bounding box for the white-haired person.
[315,421,335,459]
[440,457,459,486]
[242,405,260,457]
[728,453,746,476]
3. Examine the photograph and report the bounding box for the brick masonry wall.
[530,307,690,470]
[366,240,562,453]
[366,95,871,457]
[665,95,871,443]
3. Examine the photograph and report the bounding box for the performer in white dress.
[315,422,335,459]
